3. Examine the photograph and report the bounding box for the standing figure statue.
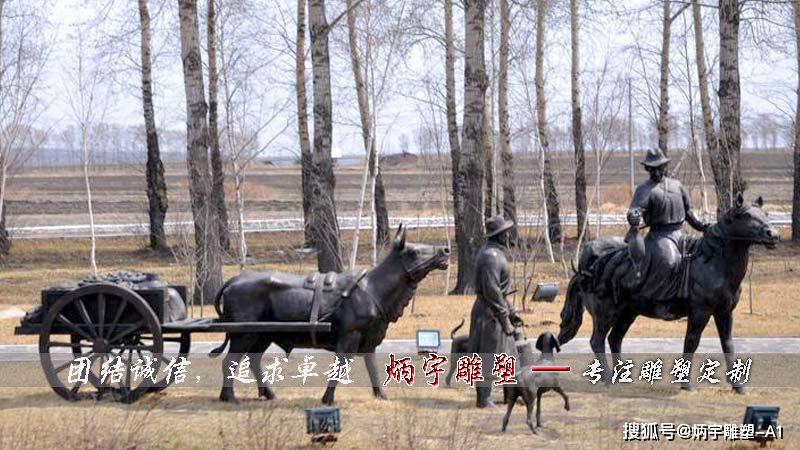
[468,215,522,408]
[622,148,709,319]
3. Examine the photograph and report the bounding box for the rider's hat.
[640,148,671,168]
[485,214,515,238]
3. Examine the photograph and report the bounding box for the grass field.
[1,229,799,344]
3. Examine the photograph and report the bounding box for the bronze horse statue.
[558,194,779,393]
[210,225,449,404]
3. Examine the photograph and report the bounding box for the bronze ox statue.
[559,193,779,393]
[210,225,449,404]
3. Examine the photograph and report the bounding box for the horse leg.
[322,332,361,405]
[714,309,745,394]
[680,309,712,392]
[250,336,275,400]
[608,309,637,360]
[365,351,387,400]
[590,318,611,386]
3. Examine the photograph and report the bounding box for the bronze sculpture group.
[558,149,779,393]
[210,225,449,404]
[207,148,778,430]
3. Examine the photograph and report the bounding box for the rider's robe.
[628,177,706,300]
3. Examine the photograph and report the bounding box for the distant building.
[381,151,418,167]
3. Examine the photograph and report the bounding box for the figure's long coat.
[628,177,704,300]
[468,242,515,357]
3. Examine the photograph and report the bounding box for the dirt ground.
[0,385,795,449]
[0,226,798,449]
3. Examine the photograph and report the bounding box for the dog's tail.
[450,318,466,339]
[557,274,585,346]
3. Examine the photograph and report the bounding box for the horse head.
[714,193,780,249]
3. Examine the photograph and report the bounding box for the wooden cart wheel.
[39,283,163,403]
[148,331,191,393]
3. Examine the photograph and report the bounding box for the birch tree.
[453,0,487,294]
[498,0,516,239]
[570,0,587,241]
[657,0,672,153]
[692,0,725,214]
[207,0,231,251]
[0,0,48,258]
[178,0,223,303]
[718,0,746,208]
[534,0,561,243]
[444,0,473,293]
[309,0,343,272]
[137,0,169,251]
[296,0,314,247]
[792,0,800,241]
[64,34,110,277]
[217,0,291,267]
[344,0,400,266]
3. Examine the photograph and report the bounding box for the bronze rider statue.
[625,148,709,319]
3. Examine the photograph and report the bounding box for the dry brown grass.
[2,231,800,344]
[0,385,796,449]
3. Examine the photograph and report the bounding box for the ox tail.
[209,336,229,358]
[214,276,237,318]
[557,274,585,346]
[209,277,235,358]
[450,318,466,339]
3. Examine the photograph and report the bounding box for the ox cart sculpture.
[14,274,332,403]
[15,225,449,405]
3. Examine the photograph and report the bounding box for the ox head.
[717,193,780,249]
[391,224,450,282]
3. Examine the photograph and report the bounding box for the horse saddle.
[267,269,368,345]
[590,235,700,303]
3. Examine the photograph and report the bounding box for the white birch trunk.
[82,126,97,276]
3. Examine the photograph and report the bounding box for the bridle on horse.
[704,214,774,244]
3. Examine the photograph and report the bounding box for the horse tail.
[450,318,466,339]
[558,274,585,346]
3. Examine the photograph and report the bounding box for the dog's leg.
[444,360,457,387]
[535,388,544,428]
[525,392,536,434]
[501,389,517,432]
[555,386,570,411]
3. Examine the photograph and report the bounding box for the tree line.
[0,0,798,300]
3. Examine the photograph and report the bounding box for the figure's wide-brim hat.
[486,215,515,238]
[641,148,671,167]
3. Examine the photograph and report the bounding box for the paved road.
[9,212,793,239]
[1,338,798,362]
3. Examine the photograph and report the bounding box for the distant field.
[3,149,793,228]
